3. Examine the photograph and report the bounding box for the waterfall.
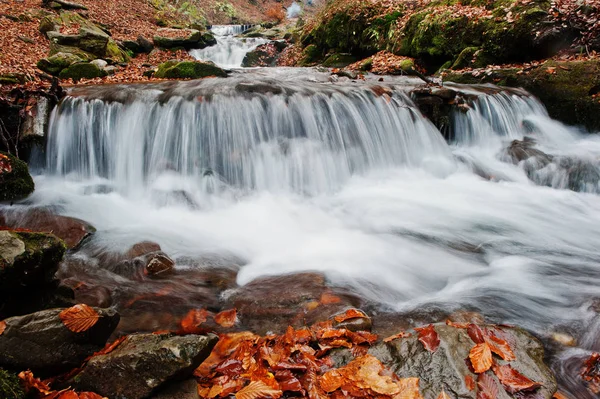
[190,25,269,68]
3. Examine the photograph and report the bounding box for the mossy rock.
[0,369,24,399]
[443,59,600,131]
[451,46,479,70]
[58,62,107,81]
[49,43,96,61]
[105,39,130,63]
[299,44,321,66]
[39,15,59,34]
[0,74,26,85]
[37,52,84,75]
[0,230,66,297]
[0,152,34,202]
[153,29,216,50]
[154,61,227,79]
[322,53,358,68]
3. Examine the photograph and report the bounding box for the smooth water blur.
[190,24,269,68]
[29,71,600,397]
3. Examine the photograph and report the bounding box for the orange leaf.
[491,363,541,394]
[552,392,571,399]
[446,319,469,328]
[59,304,100,333]
[414,324,440,352]
[436,390,452,399]
[467,324,485,344]
[320,369,344,392]
[485,335,515,361]
[181,308,210,333]
[78,393,106,399]
[93,336,127,357]
[333,309,368,323]
[320,292,341,304]
[215,309,237,328]
[395,378,423,399]
[384,331,411,342]
[18,370,52,395]
[0,320,5,335]
[339,355,400,395]
[57,391,80,399]
[477,373,498,399]
[465,375,475,391]
[235,381,283,399]
[469,342,492,373]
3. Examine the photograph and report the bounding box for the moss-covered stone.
[0,152,34,202]
[322,53,358,67]
[38,15,58,33]
[443,59,600,131]
[49,43,96,61]
[154,61,227,79]
[153,29,216,50]
[58,62,107,81]
[0,368,24,399]
[37,52,84,75]
[451,46,479,70]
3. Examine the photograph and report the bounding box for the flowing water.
[190,24,269,68]
[21,68,600,396]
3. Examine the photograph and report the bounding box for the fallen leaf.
[0,320,6,335]
[18,370,52,395]
[552,392,571,399]
[469,342,493,374]
[485,335,515,361]
[384,331,412,342]
[465,375,476,391]
[320,292,341,304]
[446,319,469,328]
[581,352,600,393]
[235,381,283,399]
[320,369,344,392]
[78,393,107,399]
[468,324,485,344]
[395,378,423,399]
[492,363,541,394]
[92,336,127,357]
[57,392,80,399]
[181,308,210,333]
[477,373,498,399]
[414,324,440,352]
[59,304,100,333]
[340,355,400,395]
[333,309,368,323]
[437,390,452,399]
[215,309,237,328]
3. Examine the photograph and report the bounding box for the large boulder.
[0,152,34,202]
[37,52,85,75]
[154,61,227,79]
[241,41,287,67]
[58,62,108,81]
[0,307,120,375]
[0,208,95,249]
[153,28,216,50]
[71,333,218,399]
[369,323,557,399]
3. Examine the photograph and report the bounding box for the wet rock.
[122,35,154,55]
[242,42,287,67]
[145,253,175,277]
[0,152,34,202]
[37,52,84,75]
[506,137,552,165]
[0,307,119,375]
[0,208,95,249]
[58,62,107,81]
[126,241,162,258]
[60,279,113,308]
[154,60,227,79]
[151,379,200,399]
[71,333,218,399]
[153,29,216,50]
[369,323,557,399]
[331,308,372,332]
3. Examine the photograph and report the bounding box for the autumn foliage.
[59,304,100,333]
[265,6,286,23]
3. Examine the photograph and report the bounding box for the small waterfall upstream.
[190,24,269,68]
[24,70,600,397]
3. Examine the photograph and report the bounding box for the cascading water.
[190,24,269,68]
[19,69,600,397]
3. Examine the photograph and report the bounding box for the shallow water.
[23,69,600,397]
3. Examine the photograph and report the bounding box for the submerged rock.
[369,323,557,399]
[71,333,218,399]
[154,61,227,80]
[0,152,34,202]
[0,208,95,249]
[0,307,119,375]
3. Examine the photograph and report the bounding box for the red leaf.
[446,319,470,329]
[215,309,237,328]
[469,342,492,374]
[414,324,440,352]
[78,393,106,399]
[180,309,210,333]
[92,336,127,357]
[465,375,476,391]
[468,324,485,344]
[384,331,411,342]
[18,370,52,395]
[477,373,499,399]
[492,363,541,394]
[0,320,5,335]
[333,309,368,323]
[485,335,515,361]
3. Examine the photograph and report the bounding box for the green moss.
[322,53,358,67]
[0,152,34,202]
[154,61,227,79]
[299,44,321,66]
[59,62,107,81]
[0,369,25,399]
[105,39,130,63]
[451,46,479,69]
[37,52,84,75]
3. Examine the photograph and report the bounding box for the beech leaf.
[215,309,237,328]
[395,378,424,399]
[339,355,401,395]
[384,331,412,342]
[333,308,368,323]
[180,308,210,333]
[491,363,541,394]
[467,324,485,344]
[18,370,52,395]
[436,390,452,399]
[485,335,515,361]
[465,375,476,391]
[235,381,283,399]
[477,373,499,399]
[59,304,99,333]
[0,320,6,335]
[319,369,344,392]
[414,324,440,352]
[469,342,493,373]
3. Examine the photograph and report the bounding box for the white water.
[19,70,600,395]
[190,24,269,68]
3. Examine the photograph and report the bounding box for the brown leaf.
[414,324,440,352]
[492,363,541,394]
[552,392,571,399]
[446,319,470,329]
[333,308,368,323]
[384,331,412,342]
[485,335,515,361]
[18,370,52,395]
[340,355,400,395]
[0,320,6,335]
[320,369,344,392]
[467,324,485,344]
[57,392,80,399]
[437,390,452,399]
[465,375,476,391]
[59,304,100,333]
[180,308,210,333]
[477,373,498,399]
[235,381,283,399]
[581,352,600,393]
[78,393,107,399]
[469,342,492,374]
[320,292,342,304]
[92,336,127,357]
[394,378,423,399]
[215,309,237,328]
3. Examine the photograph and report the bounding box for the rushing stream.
[19,68,600,396]
[190,24,269,68]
